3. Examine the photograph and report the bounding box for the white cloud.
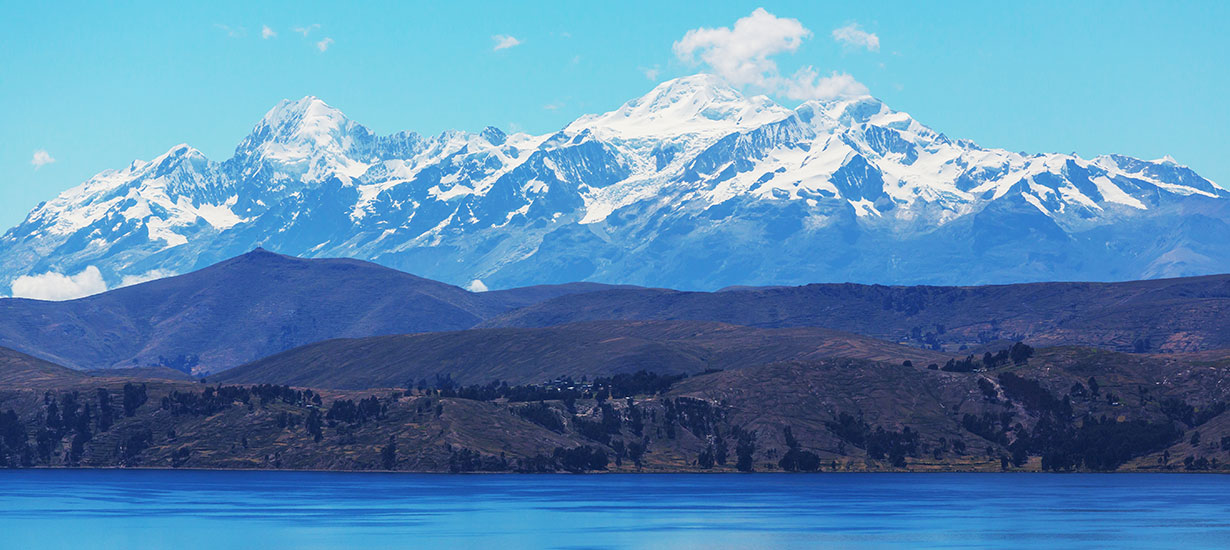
[466,279,489,292]
[31,150,55,169]
[782,67,869,101]
[492,34,522,51]
[11,266,107,301]
[119,269,175,288]
[293,24,320,37]
[214,24,245,38]
[543,102,563,111]
[316,37,333,52]
[673,8,870,101]
[831,23,879,52]
[641,66,661,81]
[262,25,276,39]
[673,8,809,89]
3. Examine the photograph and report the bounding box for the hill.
[1,345,1226,473]
[0,347,87,387]
[0,249,518,374]
[215,320,949,389]
[483,274,1230,353]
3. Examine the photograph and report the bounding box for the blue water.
[0,471,1228,549]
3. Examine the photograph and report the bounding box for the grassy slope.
[0,347,88,387]
[214,320,951,389]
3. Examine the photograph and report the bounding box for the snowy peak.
[251,96,359,144]
[570,74,791,139]
[233,96,375,183]
[2,73,1228,296]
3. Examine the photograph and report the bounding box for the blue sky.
[2,0,1227,230]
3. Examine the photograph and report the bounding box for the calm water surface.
[0,470,1227,549]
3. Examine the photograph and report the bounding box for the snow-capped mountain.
[3,74,1228,293]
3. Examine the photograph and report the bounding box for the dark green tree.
[380,436,397,470]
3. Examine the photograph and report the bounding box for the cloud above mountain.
[673,8,809,89]
[30,150,55,169]
[492,34,522,51]
[783,67,867,101]
[832,23,879,52]
[672,8,867,100]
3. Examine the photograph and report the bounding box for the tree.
[122,383,147,417]
[697,446,715,469]
[45,399,61,430]
[735,429,757,472]
[96,389,114,432]
[778,426,821,472]
[1009,342,1034,365]
[381,436,397,470]
[306,409,323,442]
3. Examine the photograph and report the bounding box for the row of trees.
[414,370,689,403]
[934,342,1035,372]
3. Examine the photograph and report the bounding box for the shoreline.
[1,466,1224,475]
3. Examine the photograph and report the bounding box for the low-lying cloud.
[119,269,174,288]
[10,266,107,301]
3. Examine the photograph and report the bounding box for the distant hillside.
[215,320,949,389]
[0,249,590,374]
[483,274,1230,353]
[5,249,1230,381]
[0,347,87,387]
[482,282,645,310]
[90,366,197,381]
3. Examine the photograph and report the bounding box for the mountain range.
[3,74,1228,294]
[1,250,1229,377]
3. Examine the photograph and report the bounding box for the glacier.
[2,73,1228,293]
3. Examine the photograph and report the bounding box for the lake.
[0,471,1227,549]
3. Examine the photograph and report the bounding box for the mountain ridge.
[2,74,1227,294]
[0,249,620,373]
[482,272,1230,353]
[3,250,1230,378]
